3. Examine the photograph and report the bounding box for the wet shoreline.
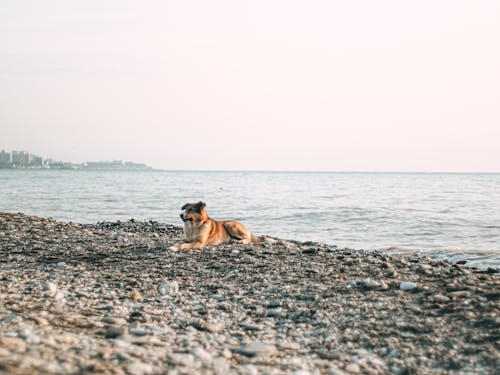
[1,213,499,374]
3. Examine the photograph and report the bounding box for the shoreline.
[1,212,499,374]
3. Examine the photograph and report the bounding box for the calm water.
[1,170,499,268]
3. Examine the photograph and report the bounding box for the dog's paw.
[169,245,180,252]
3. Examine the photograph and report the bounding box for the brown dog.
[169,201,272,251]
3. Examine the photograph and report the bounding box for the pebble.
[362,278,379,288]
[400,281,418,290]
[433,294,450,303]
[41,281,58,295]
[130,328,149,336]
[125,362,154,375]
[235,342,278,357]
[167,353,197,367]
[192,347,213,362]
[105,326,128,338]
[0,336,27,351]
[345,363,361,373]
[1,313,18,324]
[191,319,221,333]
[131,291,143,301]
[157,281,179,296]
[0,212,498,375]
[347,281,357,288]
[103,316,128,325]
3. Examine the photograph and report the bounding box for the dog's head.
[180,201,207,223]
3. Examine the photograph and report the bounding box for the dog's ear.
[181,203,188,210]
[196,201,206,211]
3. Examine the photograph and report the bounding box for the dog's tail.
[250,234,276,244]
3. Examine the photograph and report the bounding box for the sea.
[1,169,499,269]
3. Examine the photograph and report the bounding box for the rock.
[157,281,179,296]
[240,365,259,375]
[41,281,58,295]
[0,212,498,375]
[103,316,128,325]
[53,290,65,301]
[0,313,18,324]
[433,294,450,303]
[345,363,361,373]
[17,328,40,344]
[448,290,472,298]
[235,342,278,357]
[125,362,154,375]
[191,319,220,333]
[362,278,379,288]
[0,336,27,352]
[222,348,232,359]
[31,316,49,326]
[400,281,417,290]
[192,347,213,362]
[130,328,149,336]
[213,358,231,374]
[105,326,128,338]
[167,353,197,367]
[131,291,143,301]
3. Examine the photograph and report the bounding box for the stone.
[0,313,18,324]
[103,316,128,325]
[41,281,58,295]
[192,347,213,362]
[130,328,149,336]
[362,278,379,288]
[345,363,361,373]
[0,337,27,351]
[125,362,154,375]
[167,353,197,367]
[105,326,128,338]
[157,281,179,296]
[131,290,143,301]
[0,212,498,374]
[347,281,357,288]
[400,281,417,290]
[191,319,220,333]
[235,342,278,357]
[213,358,231,375]
[433,294,450,303]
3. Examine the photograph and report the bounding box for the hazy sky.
[1,1,499,171]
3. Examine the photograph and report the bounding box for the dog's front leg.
[169,241,204,252]
[169,241,187,252]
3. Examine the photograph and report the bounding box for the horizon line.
[152,169,500,174]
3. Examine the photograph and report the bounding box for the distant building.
[12,151,30,166]
[0,150,152,170]
[30,155,44,167]
[0,150,12,165]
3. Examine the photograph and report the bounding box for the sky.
[1,1,499,172]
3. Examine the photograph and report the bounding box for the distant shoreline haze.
[0,150,152,170]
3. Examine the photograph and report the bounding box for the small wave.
[384,246,499,268]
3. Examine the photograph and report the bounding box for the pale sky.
[1,1,499,172]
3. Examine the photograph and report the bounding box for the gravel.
[0,212,499,374]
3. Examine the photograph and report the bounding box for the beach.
[0,212,498,374]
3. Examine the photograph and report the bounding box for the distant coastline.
[0,150,152,171]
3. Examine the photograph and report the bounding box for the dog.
[169,201,273,251]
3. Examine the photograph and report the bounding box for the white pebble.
[400,281,417,290]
